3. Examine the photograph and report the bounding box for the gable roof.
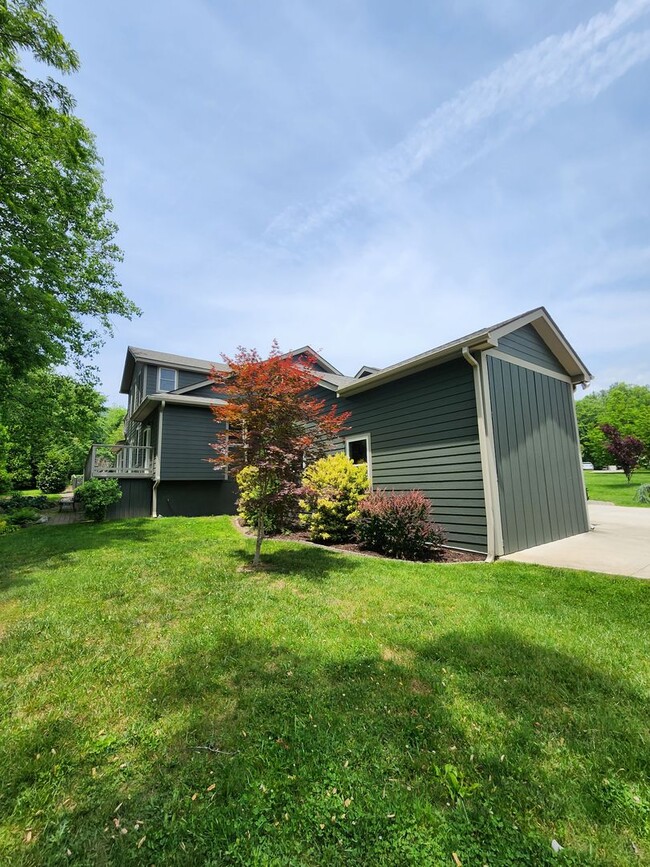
[120,346,229,394]
[355,365,381,378]
[338,307,592,397]
[284,346,343,376]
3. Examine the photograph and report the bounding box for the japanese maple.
[209,342,349,565]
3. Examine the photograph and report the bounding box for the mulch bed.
[234,520,484,563]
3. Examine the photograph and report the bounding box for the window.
[158,367,177,392]
[345,434,372,480]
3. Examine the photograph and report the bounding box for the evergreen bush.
[36,451,71,493]
[634,483,650,504]
[300,454,369,543]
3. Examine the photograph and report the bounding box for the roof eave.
[339,336,497,396]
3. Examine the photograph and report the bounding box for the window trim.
[345,433,372,482]
[157,367,178,392]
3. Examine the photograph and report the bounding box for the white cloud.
[267,0,650,244]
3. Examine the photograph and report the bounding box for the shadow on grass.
[42,627,641,865]
[232,540,365,583]
[0,519,157,593]
[2,600,648,864]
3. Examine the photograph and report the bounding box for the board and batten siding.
[497,324,565,374]
[321,358,487,552]
[487,355,588,555]
[160,405,226,480]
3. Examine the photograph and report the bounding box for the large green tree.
[0,0,139,388]
[576,383,650,467]
[4,367,108,487]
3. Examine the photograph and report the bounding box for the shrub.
[0,493,49,512]
[634,483,650,504]
[236,465,297,534]
[0,467,12,494]
[6,506,40,527]
[300,454,370,543]
[356,489,446,561]
[36,451,71,493]
[0,518,17,536]
[77,479,122,522]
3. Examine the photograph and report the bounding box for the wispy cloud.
[267,0,650,244]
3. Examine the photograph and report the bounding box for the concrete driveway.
[502,502,650,579]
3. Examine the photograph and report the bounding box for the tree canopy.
[2,368,119,488]
[576,382,650,468]
[0,0,139,387]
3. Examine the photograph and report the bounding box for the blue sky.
[48,0,650,404]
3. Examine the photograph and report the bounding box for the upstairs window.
[158,367,177,392]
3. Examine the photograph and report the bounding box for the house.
[85,307,591,558]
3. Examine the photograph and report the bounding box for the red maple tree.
[210,342,350,565]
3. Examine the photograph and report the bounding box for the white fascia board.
[171,378,214,395]
[131,393,226,422]
[490,308,592,383]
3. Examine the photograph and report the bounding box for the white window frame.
[345,433,372,482]
[158,367,178,392]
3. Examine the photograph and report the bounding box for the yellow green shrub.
[300,453,369,543]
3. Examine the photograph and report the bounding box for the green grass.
[1,518,649,866]
[585,470,650,507]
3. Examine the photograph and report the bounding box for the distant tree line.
[576,383,650,469]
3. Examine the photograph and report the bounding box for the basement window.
[346,434,372,480]
[158,367,178,392]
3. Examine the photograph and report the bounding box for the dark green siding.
[107,479,152,519]
[487,356,588,554]
[157,480,237,517]
[145,364,157,395]
[160,405,226,480]
[145,365,206,394]
[322,359,487,552]
[498,324,565,374]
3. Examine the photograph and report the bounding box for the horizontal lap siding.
[145,365,207,395]
[321,359,487,552]
[488,356,589,554]
[498,324,566,374]
[160,405,226,480]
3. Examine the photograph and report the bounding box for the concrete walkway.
[502,503,650,579]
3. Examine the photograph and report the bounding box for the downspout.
[462,347,496,562]
[152,399,165,517]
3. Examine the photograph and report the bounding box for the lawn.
[585,470,650,507]
[1,518,649,866]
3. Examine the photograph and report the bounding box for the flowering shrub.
[356,489,446,561]
[36,451,71,493]
[300,454,369,543]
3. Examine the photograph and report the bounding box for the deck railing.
[84,444,154,479]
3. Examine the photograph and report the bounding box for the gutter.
[151,399,165,517]
[462,347,497,562]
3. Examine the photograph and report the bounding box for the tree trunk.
[253,511,264,566]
